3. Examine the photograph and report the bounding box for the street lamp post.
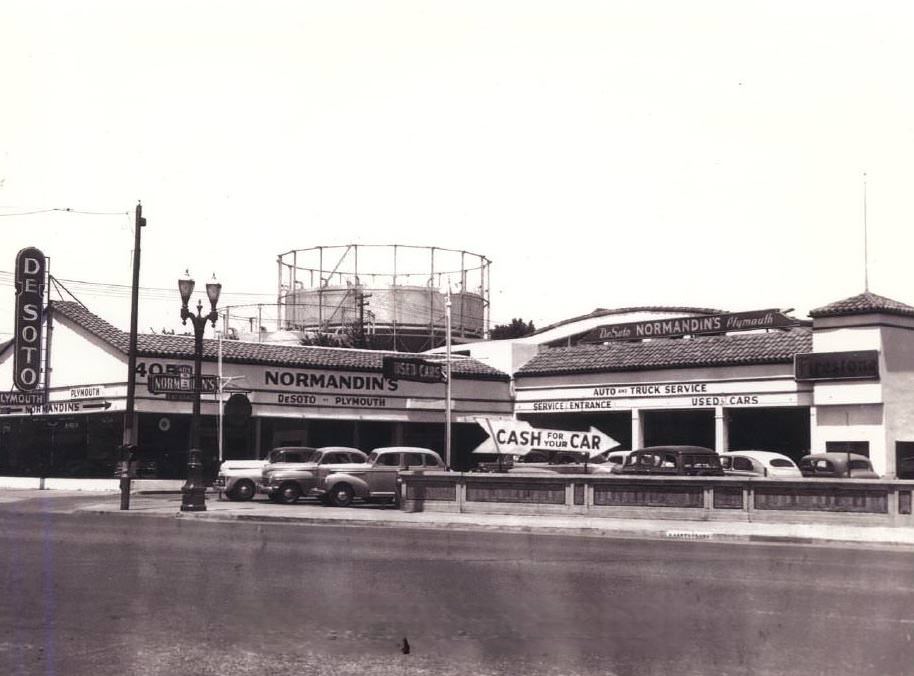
[178,270,221,513]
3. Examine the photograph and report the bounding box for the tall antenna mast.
[863,172,869,292]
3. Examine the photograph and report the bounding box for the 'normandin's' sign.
[13,247,46,391]
[579,309,800,343]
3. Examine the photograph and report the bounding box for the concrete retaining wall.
[0,476,185,493]
[399,472,914,527]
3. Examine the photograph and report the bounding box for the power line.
[0,207,129,217]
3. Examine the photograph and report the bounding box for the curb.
[71,505,914,550]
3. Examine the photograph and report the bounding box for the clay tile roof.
[49,301,509,381]
[516,328,812,377]
[809,291,914,319]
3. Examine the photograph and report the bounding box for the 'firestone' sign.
[794,350,879,381]
[13,247,46,391]
[579,309,800,343]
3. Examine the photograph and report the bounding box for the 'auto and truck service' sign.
[13,247,46,391]
[579,309,800,343]
[794,350,879,381]
[515,378,806,412]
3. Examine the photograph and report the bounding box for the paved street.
[1,492,913,675]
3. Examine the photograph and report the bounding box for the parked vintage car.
[507,448,619,475]
[215,459,269,501]
[216,446,319,501]
[605,449,634,474]
[798,453,879,479]
[262,446,368,504]
[719,451,802,478]
[316,446,446,507]
[617,446,724,476]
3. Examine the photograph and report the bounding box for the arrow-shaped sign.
[472,417,620,457]
[82,401,112,411]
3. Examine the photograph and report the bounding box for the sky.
[2,0,913,341]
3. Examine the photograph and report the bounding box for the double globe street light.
[178,270,221,512]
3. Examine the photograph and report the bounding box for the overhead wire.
[0,207,129,217]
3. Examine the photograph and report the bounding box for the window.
[770,459,794,468]
[720,457,732,470]
[814,459,833,472]
[403,453,425,467]
[377,453,401,467]
[685,455,720,469]
[733,457,753,472]
[348,452,366,463]
[424,454,442,467]
[661,454,677,468]
[826,441,869,457]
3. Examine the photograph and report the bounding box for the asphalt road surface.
[1,495,913,675]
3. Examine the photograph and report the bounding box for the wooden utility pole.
[120,202,146,510]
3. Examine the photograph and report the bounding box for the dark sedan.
[617,445,724,476]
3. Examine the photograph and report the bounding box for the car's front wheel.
[328,483,354,507]
[226,479,256,502]
[275,482,302,505]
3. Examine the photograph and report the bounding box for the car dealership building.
[0,301,510,477]
[3,283,914,479]
[439,292,914,479]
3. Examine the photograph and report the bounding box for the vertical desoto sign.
[14,247,46,391]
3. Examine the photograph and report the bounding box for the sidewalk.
[71,492,914,549]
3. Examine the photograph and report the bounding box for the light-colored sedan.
[216,446,319,501]
[262,446,368,504]
[719,451,802,478]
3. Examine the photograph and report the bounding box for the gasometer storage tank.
[276,244,490,352]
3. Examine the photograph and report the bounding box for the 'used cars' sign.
[382,356,447,383]
[14,247,46,391]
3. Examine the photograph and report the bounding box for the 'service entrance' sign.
[13,247,46,391]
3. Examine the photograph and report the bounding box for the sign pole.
[218,330,224,464]
[444,286,452,469]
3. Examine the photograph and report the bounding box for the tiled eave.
[49,301,509,382]
[516,328,812,377]
[810,291,914,319]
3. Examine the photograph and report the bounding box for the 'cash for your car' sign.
[472,417,619,457]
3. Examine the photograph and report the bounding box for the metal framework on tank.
[275,244,491,352]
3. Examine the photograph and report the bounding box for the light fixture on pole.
[178,270,221,512]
